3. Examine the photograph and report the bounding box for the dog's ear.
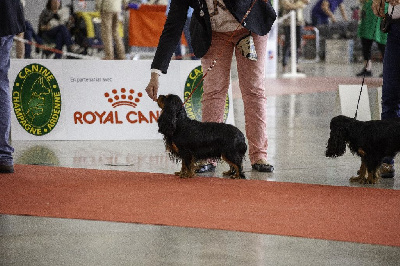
[157,95,181,137]
[326,127,347,157]
[158,109,177,137]
[325,116,349,157]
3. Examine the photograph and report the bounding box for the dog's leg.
[179,156,195,178]
[350,159,367,183]
[222,155,234,176]
[362,171,374,184]
[222,165,236,177]
[222,165,235,176]
[186,158,196,178]
[364,169,380,184]
[362,157,382,184]
[175,161,187,177]
[222,155,245,179]
[373,168,381,184]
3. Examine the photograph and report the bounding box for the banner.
[129,5,167,47]
[9,60,234,140]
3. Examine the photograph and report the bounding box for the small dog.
[157,94,247,179]
[326,115,400,184]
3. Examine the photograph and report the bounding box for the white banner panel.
[9,60,235,140]
[338,85,370,121]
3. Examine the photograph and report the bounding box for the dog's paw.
[175,171,189,178]
[223,170,234,176]
[350,175,379,184]
[176,171,195,178]
[363,178,380,184]
[223,170,243,179]
[230,175,244,179]
[351,172,380,184]
[349,175,364,183]
[229,172,246,179]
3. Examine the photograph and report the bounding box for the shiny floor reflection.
[2,215,399,266]
[2,62,400,265]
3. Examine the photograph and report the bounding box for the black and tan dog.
[157,94,247,179]
[326,115,400,184]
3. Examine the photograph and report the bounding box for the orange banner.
[128,4,187,48]
[129,5,167,47]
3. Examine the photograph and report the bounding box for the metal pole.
[290,10,297,75]
[282,10,306,78]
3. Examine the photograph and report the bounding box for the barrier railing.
[13,36,98,60]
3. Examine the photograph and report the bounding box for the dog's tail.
[237,137,248,157]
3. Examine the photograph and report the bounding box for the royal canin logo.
[105,88,143,108]
[74,88,159,125]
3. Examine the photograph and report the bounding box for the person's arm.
[321,0,336,23]
[145,0,189,101]
[338,3,348,21]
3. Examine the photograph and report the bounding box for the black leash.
[355,0,388,120]
[354,61,368,120]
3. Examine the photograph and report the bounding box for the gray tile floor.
[1,61,400,265]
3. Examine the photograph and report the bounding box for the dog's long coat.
[157,94,247,178]
[326,115,400,184]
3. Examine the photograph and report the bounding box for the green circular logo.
[12,64,61,136]
[183,65,229,122]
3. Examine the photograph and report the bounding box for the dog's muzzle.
[157,95,166,109]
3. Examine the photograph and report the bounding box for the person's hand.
[145,72,159,102]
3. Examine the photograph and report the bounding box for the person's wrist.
[151,69,162,76]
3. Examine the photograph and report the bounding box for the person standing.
[96,0,127,60]
[311,0,348,26]
[356,0,388,77]
[0,0,26,173]
[145,0,276,173]
[372,0,400,178]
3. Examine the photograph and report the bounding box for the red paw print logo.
[105,88,142,108]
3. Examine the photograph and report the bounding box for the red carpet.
[1,164,399,247]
